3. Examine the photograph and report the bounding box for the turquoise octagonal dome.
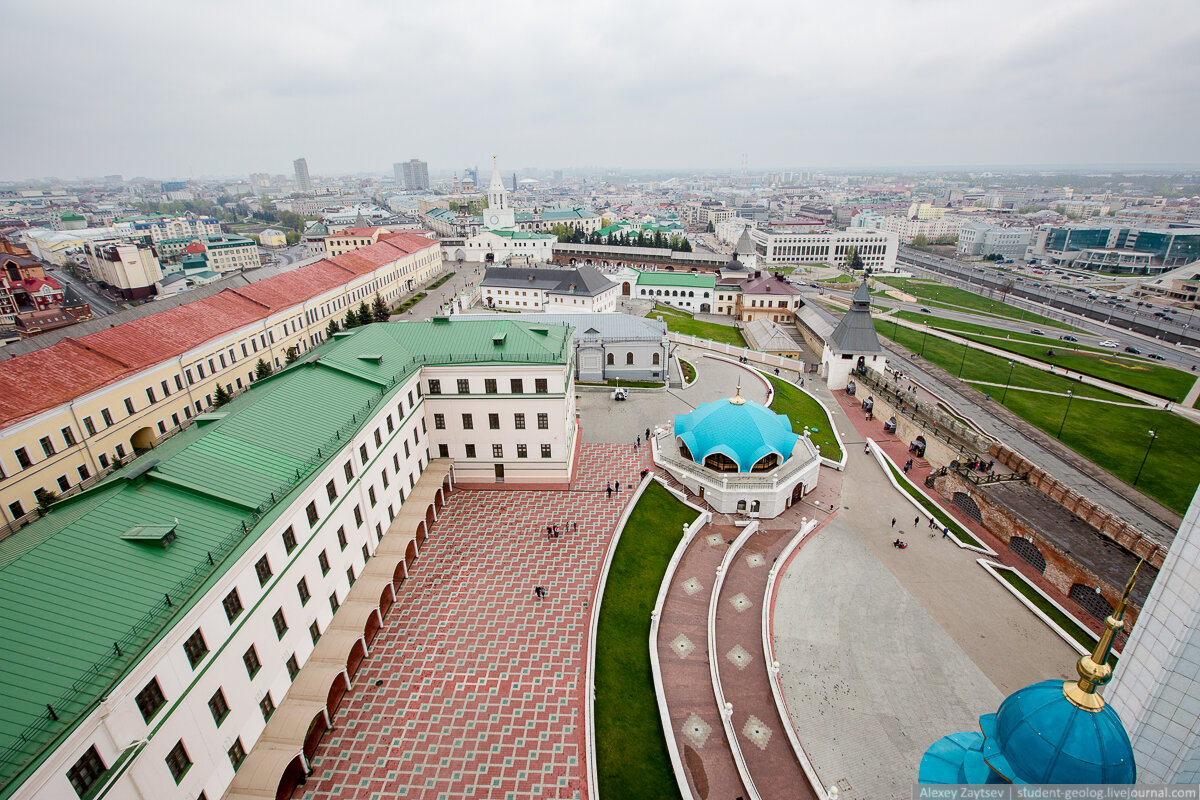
[674,397,799,473]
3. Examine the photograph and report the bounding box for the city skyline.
[1,0,1198,181]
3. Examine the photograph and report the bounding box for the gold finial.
[1064,560,1141,711]
[730,378,746,405]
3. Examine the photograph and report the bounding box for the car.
[920,307,931,313]
[1147,353,1166,360]
[1099,340,1119,348]
[1124,346,1142,354]
[1030,328,1044,335]
[1060,335,1078,342]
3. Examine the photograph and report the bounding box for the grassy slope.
[877,277,1075,330]
[766,376,843,461]
[648,305,748,347]
[595,481,695,800]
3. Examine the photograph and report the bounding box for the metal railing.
[853,366,990,457]
[925,463,1028,489]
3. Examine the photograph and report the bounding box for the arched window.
[689,291,694,297]
[652,352,660,365]
[736,499,747,510]
[750,500,760,513]
[704,452,739,472]
[606,353,614,365]
[626,352,634,365]
[703,292,710,298]
[640,289,646,296]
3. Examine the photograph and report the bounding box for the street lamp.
[1056,389,1074,438]
[1000,360,1015,404]
[920,323,930,357]
[957,340,970,378]
[1134,430,1158,486]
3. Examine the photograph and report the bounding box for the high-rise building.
[401,159,429,191]
[1108,486,1200,782]
[294,157,312,194]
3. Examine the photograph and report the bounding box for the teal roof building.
[674,389,798,473]
[919,567,1140,785]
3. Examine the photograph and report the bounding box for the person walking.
[606,484,612,499]
[645,427,651,441]
[914,516,920,527]
[615,480,621,493]
[636,435,641,448]
[891,517,897,528]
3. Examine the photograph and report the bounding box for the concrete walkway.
[1184,376,1200,408]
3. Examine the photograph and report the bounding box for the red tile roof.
[0,235,439,428]
[19,277,62,293]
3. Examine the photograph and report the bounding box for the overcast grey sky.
[2,0,1198,180]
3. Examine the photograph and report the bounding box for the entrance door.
[698,487,704,500]
[494,464,504,482]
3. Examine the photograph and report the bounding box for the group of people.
[533,585,549,599]
[546,522,577,539]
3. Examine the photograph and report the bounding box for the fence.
[667,332,804,372]
[854,366,992,456]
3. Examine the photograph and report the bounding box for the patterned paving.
[298,444,644,800]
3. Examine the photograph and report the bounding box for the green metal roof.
[487,229,556,240]
[635,272,715,288]
[0,320,570,798]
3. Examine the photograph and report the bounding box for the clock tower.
[485,156,515,230]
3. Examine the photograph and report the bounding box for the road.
[802,301,1178,545]
[46,267,119,316]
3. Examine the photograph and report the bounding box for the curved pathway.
[298,444,643,800]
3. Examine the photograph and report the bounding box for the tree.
[213,382,232,407]
[285,230,301,245]
[678,237,693,253]
[844,245,864,271]
[34,487,57,509]
[705,221,715,233]
[357,301,372,326]
[326,319,341,338]
[285,346,299,365]
[255,358,273,379]
[344,307,360,329]
[911,234,929,250]
[371,293,389,322]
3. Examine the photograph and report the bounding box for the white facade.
[1108,487,1200,783]
[852,212,965,244]
[461,230,556,264]
[480,279,618,313]
[956,222,1032,260]
[83,239,164,294]
[752,229,898,272]
[714,217,756,246]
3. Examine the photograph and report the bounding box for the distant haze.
[2,0,1198,180]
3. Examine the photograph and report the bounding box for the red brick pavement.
[297,444,645,800]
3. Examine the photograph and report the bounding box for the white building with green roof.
[0,319,577,800]
[633,271,717,313]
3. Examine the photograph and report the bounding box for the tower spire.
[1064,561,1141,711]
[730,378,746,405]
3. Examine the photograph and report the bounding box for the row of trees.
[549,224,693,252]
[910,233,959,250]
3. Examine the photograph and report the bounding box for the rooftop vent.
[193,412,228,427]
[357,354,383,364]
[121,523,178,548]
[123,458,161,481]
[492,331,507,346]
[531,326,549,335]
[432,315,451,324]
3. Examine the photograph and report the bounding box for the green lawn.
[892,311,1195,400]
[596,481,694,800]
[818,274,856,284]
[679,358,696,384]
[876,277,1075,330]
[392,292,427,313]
[766,376,843,461]
[878,454,984,549]
[875,322,1200,515]
[427,271,456,289]
[648,307,747,347]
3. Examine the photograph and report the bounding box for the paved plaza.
[297,444,644,800]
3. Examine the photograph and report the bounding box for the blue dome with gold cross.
[919,566,1141,786]
[674,386,798,474]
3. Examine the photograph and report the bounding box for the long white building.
[0,319,578,800]
[750,228,898,272]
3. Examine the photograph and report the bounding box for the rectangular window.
[337,526,348,550]
[228,738,247,770]
[98,454,109,469]
[309,621,321,645]
[329,592,340,613]
[438,443,449,458]
[488,413,500,430]
[123,398,135,415]
[347,565,356,586]
[374,428,382,447]
[222,589,243,623]
[344,461,354,482]
[67,745,106,798]
[536,378,548,393]
[465,444,476,458]
[510,378,523,394]
[255,555,272,586]
[56,474,70,492]
[462,414,473,430]
[386,415,394,433]
[362,543,371,562]
[78,464,91,481]
[259,691,277,722]
[457,378,470,393]
[517,444,528,458]
[101,408,113,427]
[434,413,445,430]
[537,413,549,430]
[369,486,377,507]
[135,678,167,723]
[146,387,156,404]
[243,645,261,678]
[183,630,208,668]
[319,550,330,575]
[282,526,297,554]
[297,577,310,604]
[115,444,125,459]
[14,447,31,469]
[326,480,338,502]
[514,413,525,429]
[165,741,191,784]
[381,470,389,489]
[83,416,96,436]
[286,654,300,680]
[403,440,410,458]
[272,608,288,639]
[306,501,319,527]
[427,379,441,394]
[541,444,552,458]
[354,505,363,527]
[492,444,503,458]
[484,378,497,393]
[359,444,368,464]
[61,426,77,446]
